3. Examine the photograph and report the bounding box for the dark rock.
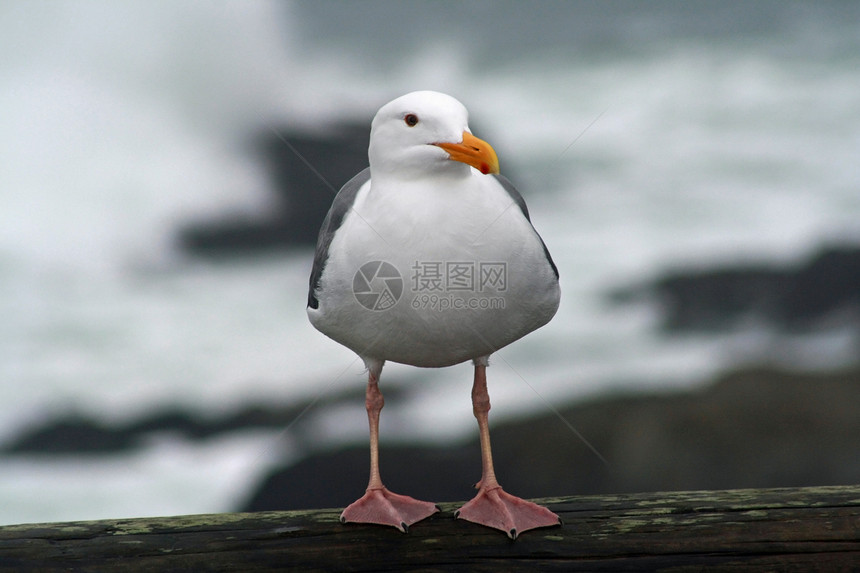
[2,407,293,454]
[1,385,400,455]
[239,367,860,511]
[611,245,860,332]
[783,247,860,324]
[242,445,480,512]
[123,408,215,440]
[177,122,370,256]
[4,416,137,454]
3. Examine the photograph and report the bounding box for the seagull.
[307,91,560,539]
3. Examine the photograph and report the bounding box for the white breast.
[308,171,559,367]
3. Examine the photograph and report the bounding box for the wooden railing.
[1,484,858,571]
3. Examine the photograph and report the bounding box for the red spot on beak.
[433,131,500,175]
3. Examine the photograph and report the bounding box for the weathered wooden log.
[1,485,858,571]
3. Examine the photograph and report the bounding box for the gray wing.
[491,174,559,279]
[307,167,371,309]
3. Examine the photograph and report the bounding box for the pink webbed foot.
[456,485,560,539]
[340,486,440,532]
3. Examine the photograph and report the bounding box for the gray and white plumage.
[307,90,559,368]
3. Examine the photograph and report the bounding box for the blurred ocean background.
[1,0,859,525]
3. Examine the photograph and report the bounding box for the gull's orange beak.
[434,131,500,175]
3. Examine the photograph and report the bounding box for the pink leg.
[455,362,560,539]
[340,366,439,532]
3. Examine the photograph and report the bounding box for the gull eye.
[404,113,419,127]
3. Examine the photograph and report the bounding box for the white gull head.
[368,90,494,180]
